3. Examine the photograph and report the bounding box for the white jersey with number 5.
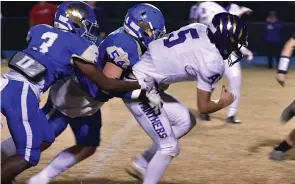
[133,23,225,92]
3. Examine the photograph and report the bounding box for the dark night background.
[1,1,295,55]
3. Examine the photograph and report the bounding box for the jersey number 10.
[163,28,199,48]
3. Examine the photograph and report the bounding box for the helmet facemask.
[54,2,99,44]
[138,20,166,47]
[81,19,99,44]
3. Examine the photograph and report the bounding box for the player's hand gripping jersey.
[49,27,145,117]
[133,23,225,92]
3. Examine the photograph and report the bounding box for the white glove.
[240,46,253,62]
[145,88,163,115]
[138,76,156,92]
[137,76,163,114]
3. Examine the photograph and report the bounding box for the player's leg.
[267,43,274,69]
[124,100,178,184]
[270,100,295,160]
[126,93,196,180]
[1,79,52,182]
[280,100,295,123]
[1,97,70,162]
[28,110,102,184]
[224,60,242,124]
[270,129,295,161]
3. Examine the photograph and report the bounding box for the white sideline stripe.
[85,119,136,178]
[21,83,33,162]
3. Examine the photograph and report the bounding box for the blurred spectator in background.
[264,10,283,69]
[189,2,200,23]
[86,1,107,44]
[29,1,57,27]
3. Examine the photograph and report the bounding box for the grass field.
[1,63,295,184]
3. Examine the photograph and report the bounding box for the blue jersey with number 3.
[74,27,142,101]
[22,24,97,92]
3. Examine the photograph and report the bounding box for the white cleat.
[125,161,146,181]
[26,174,51,184]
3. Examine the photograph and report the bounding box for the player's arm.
[102,61,144,100]
[276,35,295,87]
[196,73,234,114]
[101,42,149,100]
[73,58,140,92]
[197,86,234,114]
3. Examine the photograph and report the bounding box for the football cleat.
[227,116,241,124]
[269,150,285,161]
[125,160,146,181]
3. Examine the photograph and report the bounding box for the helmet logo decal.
[219,19,223,34]
[70,10,83,20]
[233,18,237,34]
[238,27,243,39]
[227,15,232,31]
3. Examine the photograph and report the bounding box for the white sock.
[227,107,238,117]
[1,137,16,162]
[143,151,173,184]
[136,143,157,168]
[33,151,77,180]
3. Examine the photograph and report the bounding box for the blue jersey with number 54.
[74,27,143,101]
[22,24,98,92]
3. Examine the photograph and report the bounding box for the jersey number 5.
[39,32,58,53]
[163,28,199,48]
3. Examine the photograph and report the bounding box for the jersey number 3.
[39,32,58,53]
[163,28,199,48]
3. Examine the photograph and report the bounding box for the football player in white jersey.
[196,1,253,123]
[125,13,248,184]
[269,32,295,161]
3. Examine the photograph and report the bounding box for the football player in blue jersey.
[0,2,154,183]
[1,3,165,184]
[25,3,166,184]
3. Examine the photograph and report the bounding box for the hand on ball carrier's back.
[219,85,235,107]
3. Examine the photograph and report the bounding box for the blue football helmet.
[208,12,248,66]
[54,1,99,44]
[123,3,166,47]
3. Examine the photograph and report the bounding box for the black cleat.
[281,100,295,123]
[227,116,241,124]
[200,114,211,121]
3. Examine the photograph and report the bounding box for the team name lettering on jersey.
[139,102,168,138]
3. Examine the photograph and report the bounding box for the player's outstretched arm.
[197,85,234,114]
[276,37,295,87]
[73,58,140,92]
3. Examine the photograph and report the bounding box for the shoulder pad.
[72,45,99,64]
